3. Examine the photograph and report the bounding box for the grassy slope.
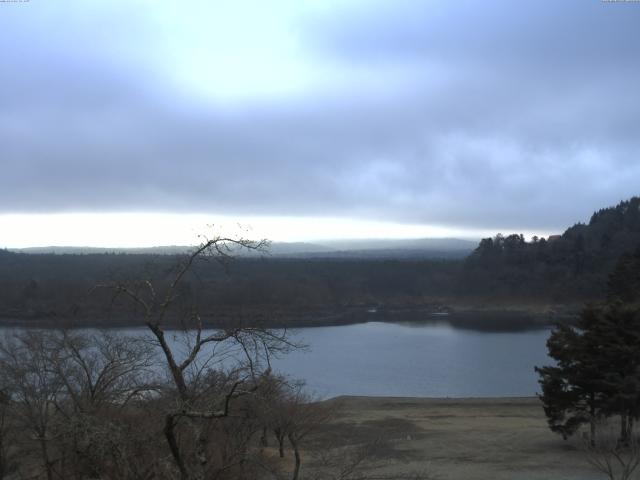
[302,396,600,480]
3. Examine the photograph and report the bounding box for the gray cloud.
[1,0,639,233]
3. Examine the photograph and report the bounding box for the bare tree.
[102,235,299,480]
[259,379,332,480]
[0,389,17,479]
[286,388,332,480]
[584,421,640,480]
[0,332,63,480]
[0,328,167,480]
[48,330,162,479]
[0,234,437,480]
[50,330,157,413]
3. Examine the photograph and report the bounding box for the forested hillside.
[462,197,640,301]
[0,251,460,327]
[0,197,639,327]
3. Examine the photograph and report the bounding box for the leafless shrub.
[584,421,640,480]
[0,329,166,480]
[0,331,64,480]
[311,438,436,480]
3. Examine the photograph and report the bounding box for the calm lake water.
[271,321,551,399]
[2,321,552,399]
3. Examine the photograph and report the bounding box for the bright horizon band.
[0,212,549,249]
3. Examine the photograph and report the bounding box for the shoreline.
[327,394,540,402]
[0,303,581,331]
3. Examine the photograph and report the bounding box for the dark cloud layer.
[1,0,640,232]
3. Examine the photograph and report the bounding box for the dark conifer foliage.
[535,320,602,442]
[463,197,640,300]
[536,246,640,445]
[607,246,640,305]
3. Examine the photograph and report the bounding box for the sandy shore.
[306,396,601,480]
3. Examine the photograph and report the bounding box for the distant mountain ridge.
[11,237,478,259]
[9,245,191,255]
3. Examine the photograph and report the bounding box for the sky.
[1,0,639,247]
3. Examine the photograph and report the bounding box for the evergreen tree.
[537,248,640,444]
[608,246,640,304]
[536,317,604,444]
[589,304,640,445]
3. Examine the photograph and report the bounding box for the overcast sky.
[1,0,639,246]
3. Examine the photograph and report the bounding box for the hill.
[461,196,640,301]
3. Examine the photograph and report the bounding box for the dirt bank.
[303,396,601,480]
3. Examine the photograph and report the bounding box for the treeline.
[1,197,639,327]
[0,252,460,327]
[536,243,640,447]
[462,197,640,301]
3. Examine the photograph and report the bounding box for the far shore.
[0,302,581,331]
[305,395,599,480]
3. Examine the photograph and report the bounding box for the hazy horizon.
[0,212,556,249]
[6,236,484,253]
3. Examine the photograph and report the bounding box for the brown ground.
[302,396,603,480]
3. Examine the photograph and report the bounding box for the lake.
[271,321,552,399]
[0,321,553,399]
